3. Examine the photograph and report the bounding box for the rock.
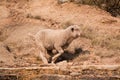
[70,72,81,76]
[56,60,68,70]
[57,0,71,4]
[32,74,71,80]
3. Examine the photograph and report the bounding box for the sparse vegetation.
[81,25,120,50]
[72,0,120,17]
[79,24,120,59]
[60,21,74,29]
[81,26,97,40]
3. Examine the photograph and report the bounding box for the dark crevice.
[5,45,11,53]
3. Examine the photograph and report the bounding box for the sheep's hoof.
[50,62,56,66]
[51,61,54,64]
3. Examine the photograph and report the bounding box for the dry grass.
[60,21,74,29]
[81,26,120,51]
[94,48,118,58]
[81,26,97,40]
[80,25,120,58]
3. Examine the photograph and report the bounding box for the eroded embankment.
[0,65,120,80]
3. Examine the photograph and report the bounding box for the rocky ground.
[0,0,120,80]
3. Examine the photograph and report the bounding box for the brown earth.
[0,0,120,68]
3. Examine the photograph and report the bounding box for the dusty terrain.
[0,0,120,79]
[0,0,120,68]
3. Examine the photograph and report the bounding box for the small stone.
[56,60,68,69]
[70,72,81,76]
[57,0,71,4]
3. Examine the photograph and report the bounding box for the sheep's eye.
[71,28,74,32]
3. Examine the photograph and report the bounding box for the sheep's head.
[68,25,81,38]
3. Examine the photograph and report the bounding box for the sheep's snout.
[73,31,81,38]
[76,32,81,37]
[78,32,81,36]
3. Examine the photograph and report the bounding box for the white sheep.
[30,25,81,64]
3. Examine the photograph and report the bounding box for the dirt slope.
[0,0,120,67]
[29,0,120,27]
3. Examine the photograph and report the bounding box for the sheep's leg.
[52,47,64,63]
[39,50,48,64]
[35,39,48,64]
[38,45,49,64]
[52,53,62,63]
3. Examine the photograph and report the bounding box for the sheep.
[30,25,81,64]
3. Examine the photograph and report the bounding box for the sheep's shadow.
[51,48,90,63]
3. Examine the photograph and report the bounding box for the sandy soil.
[0,0,120,67]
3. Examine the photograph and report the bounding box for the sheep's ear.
[71,27,74,32]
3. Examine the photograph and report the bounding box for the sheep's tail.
[28,33,37,47]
